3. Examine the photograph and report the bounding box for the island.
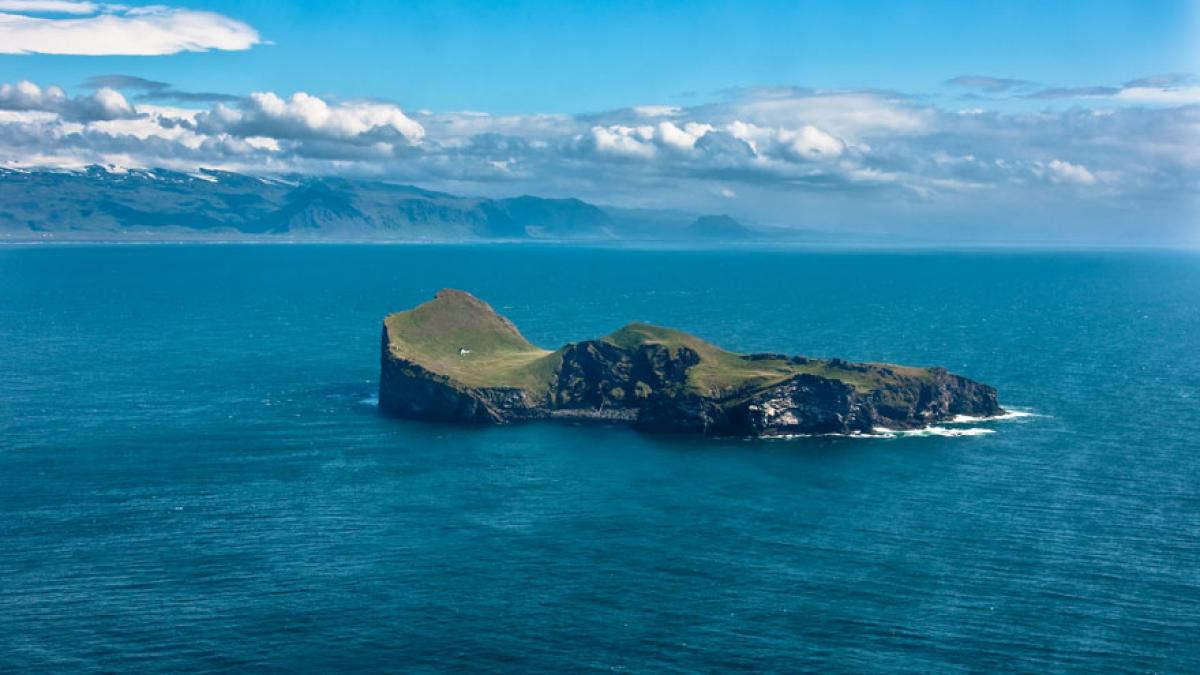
[379,289,1003,436]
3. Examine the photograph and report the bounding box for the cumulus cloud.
[0,80,65,110]
[581,117,851,165]
[0,79,136,121]
[0,2,260,55]
[780,125,844,159]
[656,121,712,151]
[192,92,425,147]
[582,120,715,156]
[587,125,657,158]
[65,86,137,121]
[1041,159,1098,185]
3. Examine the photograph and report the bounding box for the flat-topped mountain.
[379,290,1003,436]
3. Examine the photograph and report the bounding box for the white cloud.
[656,121,712,151]
[1115,86,1200,106]
[1044,159,1098,185]
[243,136,280,152]
[195,91,425,144]
[0,109,56,122]
[0,0,96,12]
[722,120,846,161]
[73,86,136,119]
[0,0,95,12]
[780,125,844,159]
[725,120,768,154]
[724,90,930,139]
[135,103,201,121]
[90,111,204,148]
[588,120,737,156]
[0,80,65,109]
[589,124,657,158]
[0,3,260,55]
[633,105,682,118]
[0,79,136,120]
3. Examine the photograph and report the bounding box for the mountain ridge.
[0,165,757,243]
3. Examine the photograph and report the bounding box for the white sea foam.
[873,426,996,438]
[763,424,1000,440]
[360,394,379,408]
[764,430,892,440]
[946,407,1042,424]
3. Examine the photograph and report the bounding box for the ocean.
[1,244,1197,671]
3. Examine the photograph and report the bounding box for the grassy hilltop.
[383,290,562,392]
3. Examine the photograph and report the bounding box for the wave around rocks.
[946,407,1042,424]
[762,406,1041,440]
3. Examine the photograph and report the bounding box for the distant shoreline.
[0,237,1193,252]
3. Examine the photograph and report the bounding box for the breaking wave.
[762,406,1041,440]
[872,426,996,438]
[946,407,1042,424]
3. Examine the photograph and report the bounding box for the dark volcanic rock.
[731,374,873,435]
[634,392,730,434]
[553,340,700,409]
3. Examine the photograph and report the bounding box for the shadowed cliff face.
[379,289,1003,436]
[553,341,699,409]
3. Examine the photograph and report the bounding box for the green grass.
[602,322,798,397]
[384,289,561,393]
[387,291,936,399]
[600,322,932,397]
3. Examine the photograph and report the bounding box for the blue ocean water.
[1,244,1197,672]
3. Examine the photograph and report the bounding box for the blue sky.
[0,0,1197,243]
[5,0,1197,112]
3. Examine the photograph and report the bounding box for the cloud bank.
[0,74,1196,243]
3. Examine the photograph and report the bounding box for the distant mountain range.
[0,166,762,243]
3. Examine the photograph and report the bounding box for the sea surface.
[1,245,1198,672]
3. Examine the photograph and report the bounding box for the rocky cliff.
[379,289,1003,436]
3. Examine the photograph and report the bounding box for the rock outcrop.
[379,289,1003,436]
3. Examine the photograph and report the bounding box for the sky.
[0,0,1197,244]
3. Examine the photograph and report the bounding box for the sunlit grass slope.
[384,289,562,392]
[602,322,931,397]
